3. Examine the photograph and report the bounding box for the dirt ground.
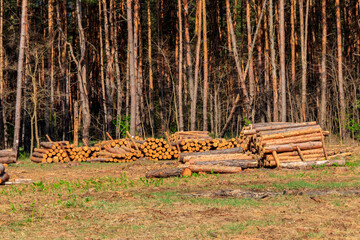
[1,153,360,239]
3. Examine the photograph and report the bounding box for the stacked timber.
[171,137,241,153]
[68,146,99,162]
[31,141,70,163]
[89,145,143,163]
[0,149,17,164]
[140,138,179,161]
[0,164,10,185]
[240,122,350,168]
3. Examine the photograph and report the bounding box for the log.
[87,158,108,162]
[252,121,317,132]
[263,141,323,153]
[183,153,253,163]
[0,150,16,158]
[260,125,322,138]
[146,168,184,178]
[191,159,258,169]
[296,146,305,161]
[261,133,323,146]
[31,152,45,158]
[0,172,10,184]
[30,156,44,163]
[266,153,326,162]
[0,164,4,174]
[268,148,325,157]
[272,151,280,168]
[40,141,69,149]
[188,165,242,173]
[279,159,345,169]
[33,148,49,154]
[0,157,16,164]
[178,147,243,162]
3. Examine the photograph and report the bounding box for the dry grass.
[1,155,360,239]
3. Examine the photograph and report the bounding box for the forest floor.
[1,151,360,239]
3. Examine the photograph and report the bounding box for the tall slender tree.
[269,0,278,121]
[202,0,208,131]
[279,0,286,121]
[13,0,27,151]
[127,0,136,136]
[335,0,346,138]
[320,0,327,128]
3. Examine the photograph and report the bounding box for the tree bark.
[279,0,286,122]
[320,0,327,128]
[76,0,90,142]
[269,0,278,121]
[335,0,346,139]
[13,0,27,152]
[246,1,255,109]
[191,0,202,131]
[299,0,309,121]
[127,0,136,136]
[0,0,6,149]
[178,0,184,131]
[147,0,155,136]
[202,0,209,131]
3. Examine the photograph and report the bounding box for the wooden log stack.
[89,145,143,163]
[31,141,70,163]
[0,149,17,164]
[140,138,179,161]
[240,122,351,167]
[68,146,99,162]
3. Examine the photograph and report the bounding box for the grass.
[1,156,360,239]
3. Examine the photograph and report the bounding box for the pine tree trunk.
[102,0,113,133]
[76,0,90,142]
[0,0,6,148]
[279,0,286,122]
[269,0,278,122]
[202,0,208,131]
[98,0,107,139]
[48,0,54,136]
[147,0,155,136]
[320,0,327,128]
[13,0,27,152]
[246,1,255,109]
[191,0,202,131]
[127,0,136,136]
[178,0,184,131]
[335,0,346,139]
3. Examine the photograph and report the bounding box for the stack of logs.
[241,122,349,167]
[31,141,70,163]
[68,146,100,162]
[141,138,179,161]
[90,145,143,163]
[0,149,17,164]
[171,131,242,153]
[90,138,144,163]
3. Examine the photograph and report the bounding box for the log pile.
[89,145,143,163]
[0,149,17,164]
[68,146,99,162]
[140,138,179,161]
[0,164,10,185]
[240,122,351,167]
[30,141,70,163]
